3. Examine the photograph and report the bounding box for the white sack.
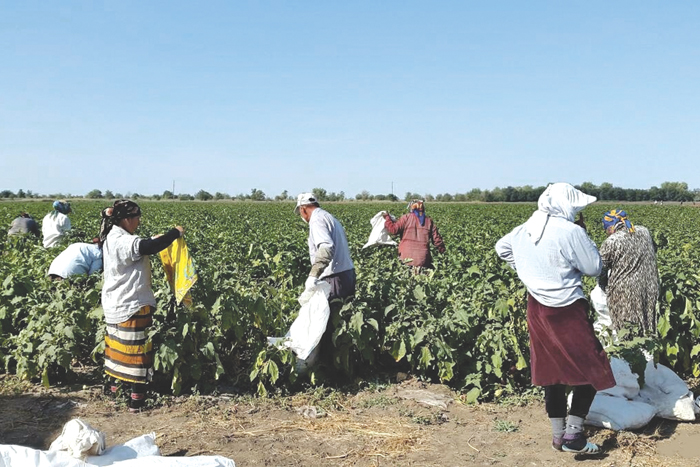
[590,284,613,334]
[635,361,698,421]
[598,357,640,400]
[1,432,235,467]
[87,434,159,465]
[362,211,397,249]
[581,393,657,431]
[49,418,106,459]
[267,281,331,361]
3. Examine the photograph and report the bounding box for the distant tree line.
[1,182,698,202]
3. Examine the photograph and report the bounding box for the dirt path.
[1,378,699,466]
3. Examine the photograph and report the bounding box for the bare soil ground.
[1,376,699,467]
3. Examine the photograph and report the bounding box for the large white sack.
[635,361,698,421]
[1,433,235,467]
[0,444,84,467]
[598,357,641,400]
[362,211,397,249]
[267,281,331,361]
[49,418,106,459]
[87,433,159,465]
[580,393,657,431]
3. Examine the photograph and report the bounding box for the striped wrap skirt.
[105,306,155,384]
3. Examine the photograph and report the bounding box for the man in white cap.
[295,192,356,361]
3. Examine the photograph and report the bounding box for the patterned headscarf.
[407,199,426,226]
[98,200,141,246]
[602,209,635,234]
[53,200,71,215]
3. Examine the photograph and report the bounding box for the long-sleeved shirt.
[42,212,71,248]
[384,213,445,268]
[308,208,354,279]
[495,216,601,307]
[48,243,103,278]
[8,216,39,237]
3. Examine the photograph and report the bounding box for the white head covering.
[524,183,596,244]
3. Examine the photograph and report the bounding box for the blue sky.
[1,2,699,197]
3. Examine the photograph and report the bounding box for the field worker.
[99,200,184,412]
[8,212,40,237]
[495,183,615,455]
[295,193,356,359]
[383,200,446,270]
[598,209,659,334]
[48,241,103,280]
[42,200,72,248]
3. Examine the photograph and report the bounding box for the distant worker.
[383,200,446,270]
[99,199,184,412]
[8,212,40,237]
[42,200,72,248]
[598,209,659,335]
[495,183,614,455]
[48,241,103,280]
[295,193,356,364]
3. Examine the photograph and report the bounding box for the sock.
[550,418,565,439]
[565,415,585,436]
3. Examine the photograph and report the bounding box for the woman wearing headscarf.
[42,200,72,248]
[495,183,615,455]
[599,210,658,334]
[99,200,184,412]
[383,200,446,270]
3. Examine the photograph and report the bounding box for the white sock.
[550,418,565,438]
[565,415,585,436]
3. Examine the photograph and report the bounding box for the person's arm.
[138,228,182,255]
[384,213,406,236]
[430,221,446,254]
[308,217,335,278]
[495,231,516,269]
[569,229,602,277]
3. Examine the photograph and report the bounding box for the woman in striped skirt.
[99,200,184,412]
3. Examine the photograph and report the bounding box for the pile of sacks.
[0,419,235,467]
[578,357,700,431]
[582,285,700,431]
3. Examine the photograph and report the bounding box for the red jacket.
[384,213,446,268]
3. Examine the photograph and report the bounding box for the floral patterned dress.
[599,225,659,334]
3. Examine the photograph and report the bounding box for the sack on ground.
[635,361,699,421]
[362,211,397,249]
[598,357,640,400]
[267,281,332,363]
[49,419,106,459]
[579,393,657,431]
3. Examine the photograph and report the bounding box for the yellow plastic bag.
[159,237,197,307]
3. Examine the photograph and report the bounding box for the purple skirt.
[527,295,615,391]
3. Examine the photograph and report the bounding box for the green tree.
[195,190,213,201]
[104,190,114,199]
[162,190,175,200]
[86,189,103,199]
[250,188,267,201]
[312,188,328,201]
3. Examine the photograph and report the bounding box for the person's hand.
[574,213,586,230]
[383,211,391,219]
[304,276,319,291]
[175,226,184,236]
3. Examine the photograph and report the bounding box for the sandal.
[562,432,601,454]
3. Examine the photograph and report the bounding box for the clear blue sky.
[1,1,699,198]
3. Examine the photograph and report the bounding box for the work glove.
[305,275,320,292]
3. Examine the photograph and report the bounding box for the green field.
[1,201,699,400]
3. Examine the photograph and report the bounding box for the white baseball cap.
[294,192,318,215]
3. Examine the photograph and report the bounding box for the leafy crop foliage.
[1,201,699,400]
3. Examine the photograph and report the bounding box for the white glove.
[305,276,319,291]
